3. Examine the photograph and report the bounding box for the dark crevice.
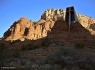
[24,28,29,36]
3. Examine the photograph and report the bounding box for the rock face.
[3,9,95,42]
[77,14,95,35]
[4,17,33,41]
[3,17,54,41]
[41,9,65,21]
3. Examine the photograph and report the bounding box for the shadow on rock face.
[89,23,95,31]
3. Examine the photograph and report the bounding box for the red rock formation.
[3,17,33,41]
[3,18,54,41]
[2,9,95,45]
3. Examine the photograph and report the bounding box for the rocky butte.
[2,8,95,45]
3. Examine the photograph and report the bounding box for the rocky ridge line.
[3,9,95,41]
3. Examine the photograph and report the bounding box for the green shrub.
[0,43,16,67]
[39,64,52,70]
[21,44,32,51]
[21,45,26,51]
[31,44,39,50]
[32,21,37,28]
[21,44,39,51]
[53,64,62,70]
[0,43,6,60]
[0,43,12,58]
[59,47,74,57]
[11,48,20,58]
[44,52,65,66]
[56,41,65,47]
[0,43,5,52]
[74,42,85,49]
[25,44,32,50]
[42,38,51,48]
[44,47,75,66]
[59,46,64,51]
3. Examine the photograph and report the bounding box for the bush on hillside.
[56,41,65,47]
[0,43,5,53]
[44,47,75,66]
[41,38,51,48]
[21,43,39,51]
[0,43,13,67]
[74,42,85,49]
[11,48,20,58]
[0,43,11,59]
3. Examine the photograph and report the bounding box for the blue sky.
[0,0,95,38]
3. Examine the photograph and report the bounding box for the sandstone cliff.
[3,17,54,41]
[3,9,95,43]
[41,9,65,21]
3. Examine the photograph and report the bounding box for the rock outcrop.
[3,8,95,42]
[41,9,65,21]
[3,18,54,41]
[77,14,95,35]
